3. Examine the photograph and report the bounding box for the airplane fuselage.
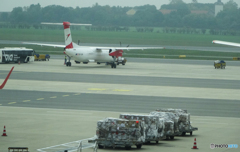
[65,47,114,63]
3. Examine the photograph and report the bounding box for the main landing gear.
[111,63,117,68]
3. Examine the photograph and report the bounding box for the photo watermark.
[210,143,238,149]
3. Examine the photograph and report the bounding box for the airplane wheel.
[66,62,69,66]
[111,64,113,68]
[69,62,71,66]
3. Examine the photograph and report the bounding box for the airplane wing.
[212,40,240,47]
[95,46,165,51]
[22,42,65,48]
[23,42,165,50]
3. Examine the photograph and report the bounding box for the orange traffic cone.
[192,138,198,149]
[2,126,7,136]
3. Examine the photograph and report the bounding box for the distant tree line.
[0,1,239,31]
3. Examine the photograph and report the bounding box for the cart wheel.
[136,144,142,149]
[98,144,104,149]
[125,146,131,150]
[170,136,174,140]
[156,140,159,144]
[190,132,192,135]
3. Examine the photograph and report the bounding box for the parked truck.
[95,117,145,150]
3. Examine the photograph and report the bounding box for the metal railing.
[37,137,97,152]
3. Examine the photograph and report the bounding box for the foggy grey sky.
[1,0,239,12]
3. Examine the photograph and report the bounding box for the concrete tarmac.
[0,59,240,151]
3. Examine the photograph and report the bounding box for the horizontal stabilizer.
[41,22,92,26]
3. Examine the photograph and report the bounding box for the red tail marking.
[109,50,123,58]
[63,22,70,29]
[0,67,14,89]
[66,43,73,49]
[66,34,71,41]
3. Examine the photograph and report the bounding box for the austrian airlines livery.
[0,66,14,89]
[212,40,240,47]
[24,22,164,68]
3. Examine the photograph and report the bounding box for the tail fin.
[0,66,14,89]
[63,22,74,49]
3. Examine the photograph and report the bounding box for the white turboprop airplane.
[212,40,240,47]
[24,22,165,68]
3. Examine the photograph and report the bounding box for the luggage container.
[155,109,198,136]
[120,114,165,143]
[95,117,145,150]
[150,111,180,139]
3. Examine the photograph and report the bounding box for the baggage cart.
[155,109,198,136]
[120,114,165,143]
[95,117,145,150]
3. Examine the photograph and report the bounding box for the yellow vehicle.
[34,54,50,61]
[214,60,226,69]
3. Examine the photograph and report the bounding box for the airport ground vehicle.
[95,118,145,150]
[34,54,50,61]
[214,60,226,69]
[0,47,34,63]
[120,114,164,143]
[154,109,198,136]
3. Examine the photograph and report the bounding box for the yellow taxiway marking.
[23,100,31,102]
[50,96,57,98]
[113,89,131,92]
[37,98,44,100]
[88,88,107,91]
[8,102,16,104]
[63,95,69,97]
[74,93,81,95]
